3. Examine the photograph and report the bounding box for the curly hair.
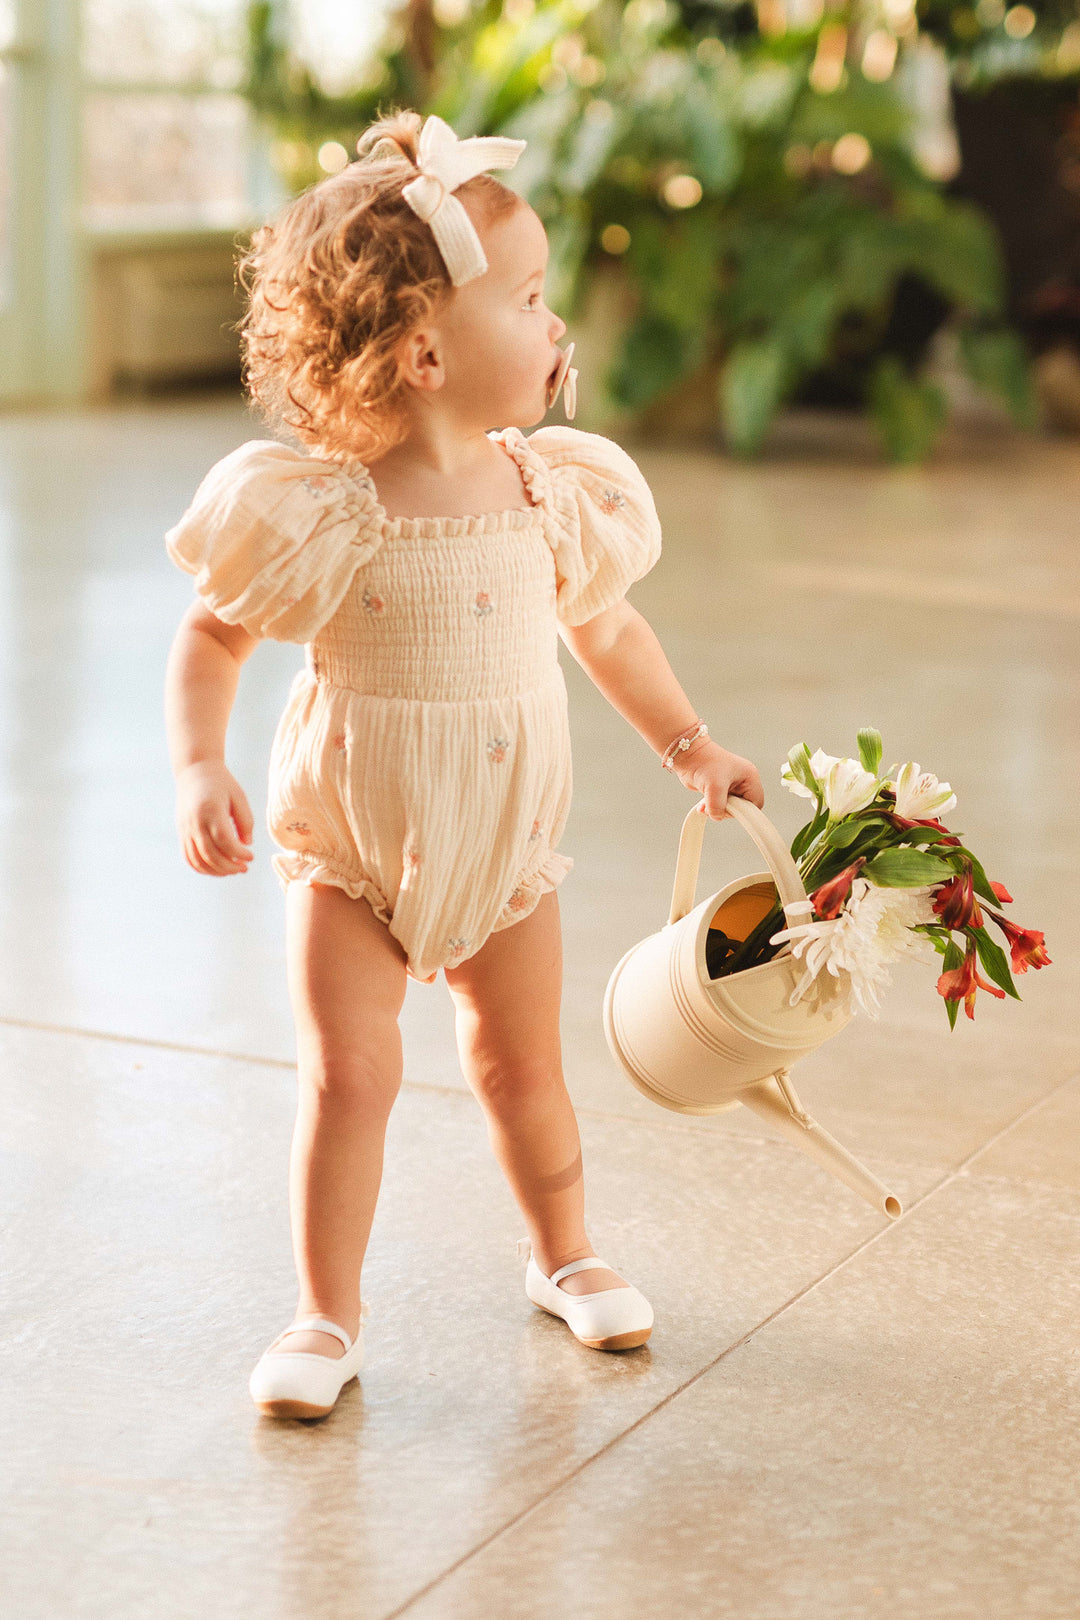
[236,109,524,464]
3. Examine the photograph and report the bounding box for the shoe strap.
[280,1314,354,1352]
[548,1257,612,1287]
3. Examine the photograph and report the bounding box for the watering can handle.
[667,796,815,929]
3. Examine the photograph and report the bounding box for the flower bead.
[487,736,510,763]
[302,474,339,496]
[362,588,386,615]
[507,885,532,913]
[447,936,470,961]
[598,487,625,514]
[528,819,542,842]
[285,818,311,837]
[331,730,348,752]
[472,590,494,617]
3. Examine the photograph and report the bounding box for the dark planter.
[951,73,1080,355]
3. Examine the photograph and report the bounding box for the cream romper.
[165,424,662,984]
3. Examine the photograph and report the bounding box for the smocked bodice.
[308,506,560,703]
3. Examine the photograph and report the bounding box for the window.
[80,0,252,232]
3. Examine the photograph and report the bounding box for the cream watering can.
[603,796,902,1219]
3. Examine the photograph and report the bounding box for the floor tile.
[1,1022,935,1620]
[402,1169,1080,1620]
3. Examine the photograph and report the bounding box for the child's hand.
[670,740,765,822]
[176,761,254,876]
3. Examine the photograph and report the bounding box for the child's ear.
[397,324,445,393]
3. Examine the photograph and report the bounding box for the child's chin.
[509,400,551,430]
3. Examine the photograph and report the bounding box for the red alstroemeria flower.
[937,942,1007,1020]
[932,864,983,931]
[990,881,1014,905]
[886,813,962,846]
[810,857,867,920]
[986,909,1052,973]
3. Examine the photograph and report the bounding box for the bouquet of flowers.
[709,729,1051,1028]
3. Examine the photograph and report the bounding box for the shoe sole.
[254,1395,340,1420]
[535,1302,652,1351]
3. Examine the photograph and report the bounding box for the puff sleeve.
[510,425,663,627]
[164,439,385,643]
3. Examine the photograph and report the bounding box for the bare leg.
[443,889,625,1297]
[270,879,409,1359]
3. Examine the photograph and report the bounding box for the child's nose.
[551,311,567,343]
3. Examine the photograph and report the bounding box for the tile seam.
[385,1060,1080,1620]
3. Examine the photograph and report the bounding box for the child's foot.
[544,1261,627,1296]
[265,1314,360,1359]
[525,1252,653,1350]
[250,1312,364,1419]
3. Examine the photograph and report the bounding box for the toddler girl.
[163,109,765,1420]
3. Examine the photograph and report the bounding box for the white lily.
[780,748,843,800]
[821,757,879,819]
[770,878,939,1019]
[890,761,957,820]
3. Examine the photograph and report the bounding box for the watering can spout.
[739,1071,902,1220]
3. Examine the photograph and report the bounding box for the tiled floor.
[1,393,1075,1619]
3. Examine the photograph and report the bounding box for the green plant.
[244,0,1042,460]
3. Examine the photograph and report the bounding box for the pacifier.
[546,340,578,419]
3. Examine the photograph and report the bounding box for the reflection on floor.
[1,392,1076,1619]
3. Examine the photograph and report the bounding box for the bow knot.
[402,171,448,224]
[400,115,526,286]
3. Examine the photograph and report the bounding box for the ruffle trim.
[491,426,582,560]
[270,850,395,930]
[381,506,542,541]
[490,844,574,936]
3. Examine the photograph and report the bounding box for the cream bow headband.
[400,114,527,287]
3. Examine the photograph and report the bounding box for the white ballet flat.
[525,1254,653,1350]
[249,1310,366,1419]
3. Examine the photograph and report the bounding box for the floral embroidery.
[599,486,625,514]
[331,730,348,752]
[401,846,422,888]
[507,885,533,913]
[487,735,510,764]
[447,936,470,962]
[528,819,542,842]
[472,590,494,617]
[302,474,339,497]
[285,818,311,837]
[362,588,386,615]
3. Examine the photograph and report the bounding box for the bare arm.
[559,600,765,820]
[164,601,261,875]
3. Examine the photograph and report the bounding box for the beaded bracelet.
[661,721,709,771]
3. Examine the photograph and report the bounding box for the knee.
[299,1048,401,1118]
[468,1056,563,1119]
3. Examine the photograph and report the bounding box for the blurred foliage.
[243,0,1060,460]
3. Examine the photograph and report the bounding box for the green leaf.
[893,198,1004,315]
[958,327,1037,429]
[608,314,693,409]
[868,356,947,464]
[827,819,872,849]
[864,847,953,886]
[967,852,1000,909]
[719,338,789,456]
[973,927,1021,1001]
[791,804,829,860]
[940,937,965,1030]
[786,742,817,794]
[777,279,841,371]
[682,75,741,192]
[857,728,883,775]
